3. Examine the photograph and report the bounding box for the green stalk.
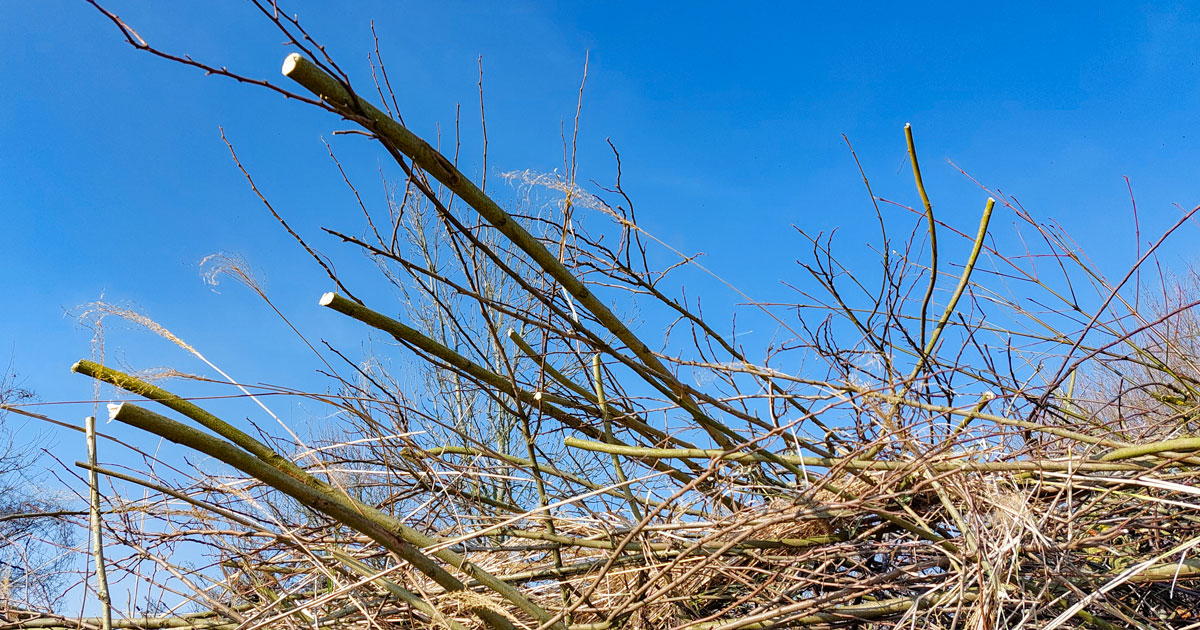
[501,527,844,552]
[915,197,995,372]
[563,437,1145,472]
[905,123,938,356]
[108,401,532,630]
[283,53,741,450]
[1099,437,1200,461]
[869,197,995,458]
[73,360,312,481]
[319,292,698,486]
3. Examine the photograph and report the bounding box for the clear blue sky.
[4,2,1200,493]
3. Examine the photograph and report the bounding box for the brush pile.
[8,4,1200,628]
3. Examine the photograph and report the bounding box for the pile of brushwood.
[8,4,1200,629]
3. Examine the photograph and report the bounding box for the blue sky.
[4,1,1200,494]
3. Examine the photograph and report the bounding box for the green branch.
[283,53,742,450]
[563,437,1145,473]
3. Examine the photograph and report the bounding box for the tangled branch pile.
[8,4,1200,629]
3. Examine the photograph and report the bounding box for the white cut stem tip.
[319,292,337,306]
[281,53,303,77]
[106,402,124,420]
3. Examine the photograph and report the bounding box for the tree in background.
[0,368,72,608]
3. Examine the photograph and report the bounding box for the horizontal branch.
[564,438,1149,473]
